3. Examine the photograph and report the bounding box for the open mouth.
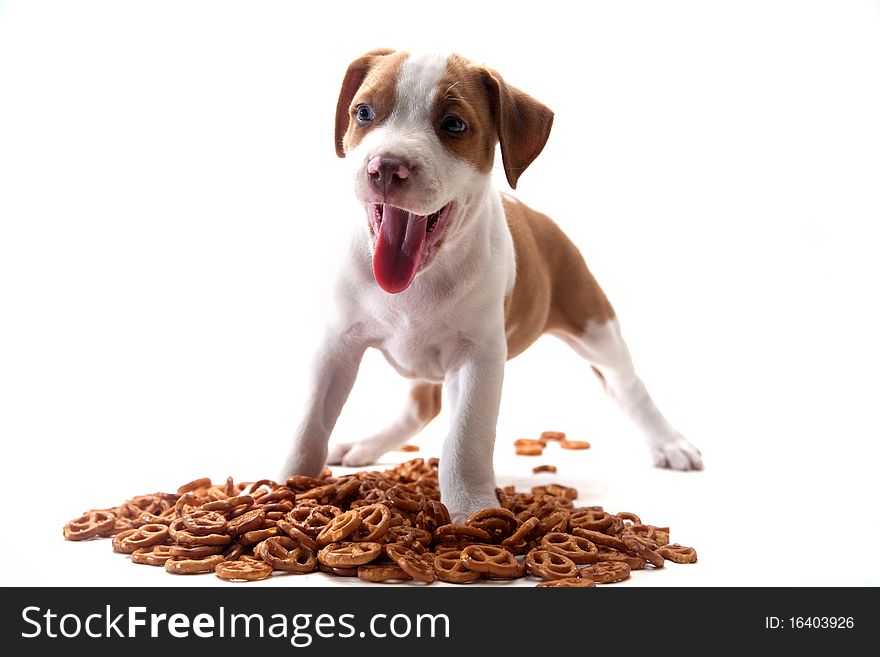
[367,202,453,294]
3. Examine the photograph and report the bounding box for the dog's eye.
[440,115,466,134]
[355,104,375,124]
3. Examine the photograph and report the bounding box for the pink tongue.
[372,204,428,294]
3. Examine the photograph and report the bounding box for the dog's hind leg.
[327,382,442,467]
[552,318,703,470]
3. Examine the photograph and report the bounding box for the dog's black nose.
[367,155,411,195]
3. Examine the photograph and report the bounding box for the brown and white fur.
[281,49,702,520]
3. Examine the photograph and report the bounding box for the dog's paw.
[326,441,384,467]
[649,434,704,471]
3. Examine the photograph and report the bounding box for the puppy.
[281,49,702,520]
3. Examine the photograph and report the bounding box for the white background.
[1,0,879,587]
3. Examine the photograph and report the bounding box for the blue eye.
[440,115,466,134]
[356,104,375,124]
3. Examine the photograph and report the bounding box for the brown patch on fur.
[481,70,554,189]
[410,382,442,424]
[431,55,497,174]
[502,194,616,359]
[335,49,407,157]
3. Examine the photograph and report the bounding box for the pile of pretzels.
[62,458,697,586]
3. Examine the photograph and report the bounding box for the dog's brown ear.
[481,69,554,189]
[335,48,396,158]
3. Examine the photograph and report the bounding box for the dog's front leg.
[280,333,366,479]
[440,336,507,522]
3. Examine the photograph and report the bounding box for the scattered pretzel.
[560,440,591,450]
[532,464,558,474]
[62,460,696,586]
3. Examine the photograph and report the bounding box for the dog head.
[334,49,554,294]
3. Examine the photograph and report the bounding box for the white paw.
[650,434,704,471]
[326,441,385,467]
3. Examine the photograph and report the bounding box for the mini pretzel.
[415,500,450,536]
[539,431,566,443]
[569,508,613,532]
[352,504,392,542]
[165,554,225,575]
[112,524,170,553]
[560,440,590,450]
[597,547,646,570]
[536,577,596,588]
[131,544,175,566]
[571,527,627,551]
[169,544,223,559]
[63,510,116,541]
[432,551,482,584]
[176,477,212,495]
[357,564,412,582]
[170,518,232,547]
[385,544,435,583]
[657,544,698,564]
[540,532,599,564]
[515,444,544,456]
[532,464,558,474]
[525,549,579,581]
[277,519,320,551]
[579,561,631,584]
[215,560,274,582]
[622,535,665,568]
[226,508,265,537]
[316,510,362,546]
[434,524,491,545]
[616,511,641,524]
[240,527,280,546]
[501,516,540,547]
[536,510,570,535]
[460,545,521,578]
[318,542,382,568]
[257,537,317,573]
[202,495,254,513]
[294,504,342,538]
[385,485,425,513]
[182,510,228,536]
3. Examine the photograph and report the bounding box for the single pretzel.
[131,544,175,566]
[165,554,225,575]
[316,510,362,546]
[258,536,317,573]
[289,504,342,538]
[434,524,491,546]
[415,500,450,536]
[597,546,646,570]
[385,484,425,513]
[501,516,540,547]
[540,532,599,565]
[277,519,320,551]
[385,544,435,583]
[63,510,116,541]
[352,503,392,542]
[176,477,212,495]
[621,535,665,569]
[112,524,169,553]
[536,577,596,588]
[571,528,627,551]
[559,439,590,450]
[215,559,274,582]
[432,551,481,584]
[357,564,412,583]
[236,527,277,547]
[465,508,517,543]
[226,508,266,537]
[182,510,228,536]
[460,545,522,578]
[525,549,579,581]
[568,508,613,532]
[539,431,566,443]
[318,541,382,568]
[657,544,698,564]
[579,561,631,584]
[202,495,254,513]
[170,518,232,547]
